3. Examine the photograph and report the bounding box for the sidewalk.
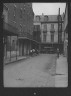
[55,55,68,87]
[4,56,29,65]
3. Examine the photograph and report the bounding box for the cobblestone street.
[4,54,57,87]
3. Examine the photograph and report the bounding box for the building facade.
[3,3,18,59]
[63,3,68,57]
[3,3,35,59]
[34,13,64,53]
[33,19,41,51]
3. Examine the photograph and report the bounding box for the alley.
[4,54,57,87]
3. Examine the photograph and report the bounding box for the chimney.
[42,13,44,16]
[59,8,60,15]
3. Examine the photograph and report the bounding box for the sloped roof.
[34,15,64,22]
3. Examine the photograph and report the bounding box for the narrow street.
[4,54,57,87]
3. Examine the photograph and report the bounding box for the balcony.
[3,21,18,36]
[19,31,33,40]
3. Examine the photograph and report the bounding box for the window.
[37,25,40,31]
[20,8,22,18]
[36,16,40,21]
[59,23,62,32]
[34,25,40,31]
[20,24,22,32]
[12,40,15,50]
[13,4,16,21]
[3,4,9,11]
[34,25,37,31]
[43,24,47,31]
[3,4,9,23]
[51,33,54,42]
[43,32,47,42]
[44,16,48,21]
[51,24,54,29]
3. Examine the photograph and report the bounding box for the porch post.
[10,36,11,61]
[16,36,18,60]
[6,36,7,59]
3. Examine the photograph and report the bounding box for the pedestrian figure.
[32,49,35,55]
[30,49,33,56]
[57,48,59,58]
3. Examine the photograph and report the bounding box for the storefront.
[3,22,18,63]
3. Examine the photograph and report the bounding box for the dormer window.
[44,15,48,21]
[36,16,40,21]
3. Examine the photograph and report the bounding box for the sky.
[32,3,66,15]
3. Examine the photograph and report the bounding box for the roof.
[34,15,64,22]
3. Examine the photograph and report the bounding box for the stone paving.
[4,56,27,64]
[4,54,57,87]
[4,51,28,64]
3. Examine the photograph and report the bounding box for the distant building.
[34,13,64,53]
[33,19,41,50]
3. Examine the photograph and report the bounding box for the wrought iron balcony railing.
[19,32,33,40]
[3,21,18,36]
[19,31,41,43]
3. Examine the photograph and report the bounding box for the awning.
[18,37,40,44]
[3,22,18,36]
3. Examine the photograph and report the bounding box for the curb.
[4,54,40,65]
[4,56,30,65]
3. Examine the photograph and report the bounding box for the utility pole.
[58,8,60,58]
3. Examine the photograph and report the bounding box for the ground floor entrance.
[40,43,64,54]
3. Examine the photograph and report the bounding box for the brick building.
[3,3,18,59]
[3,3,34,59]
[34,12,64,53]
